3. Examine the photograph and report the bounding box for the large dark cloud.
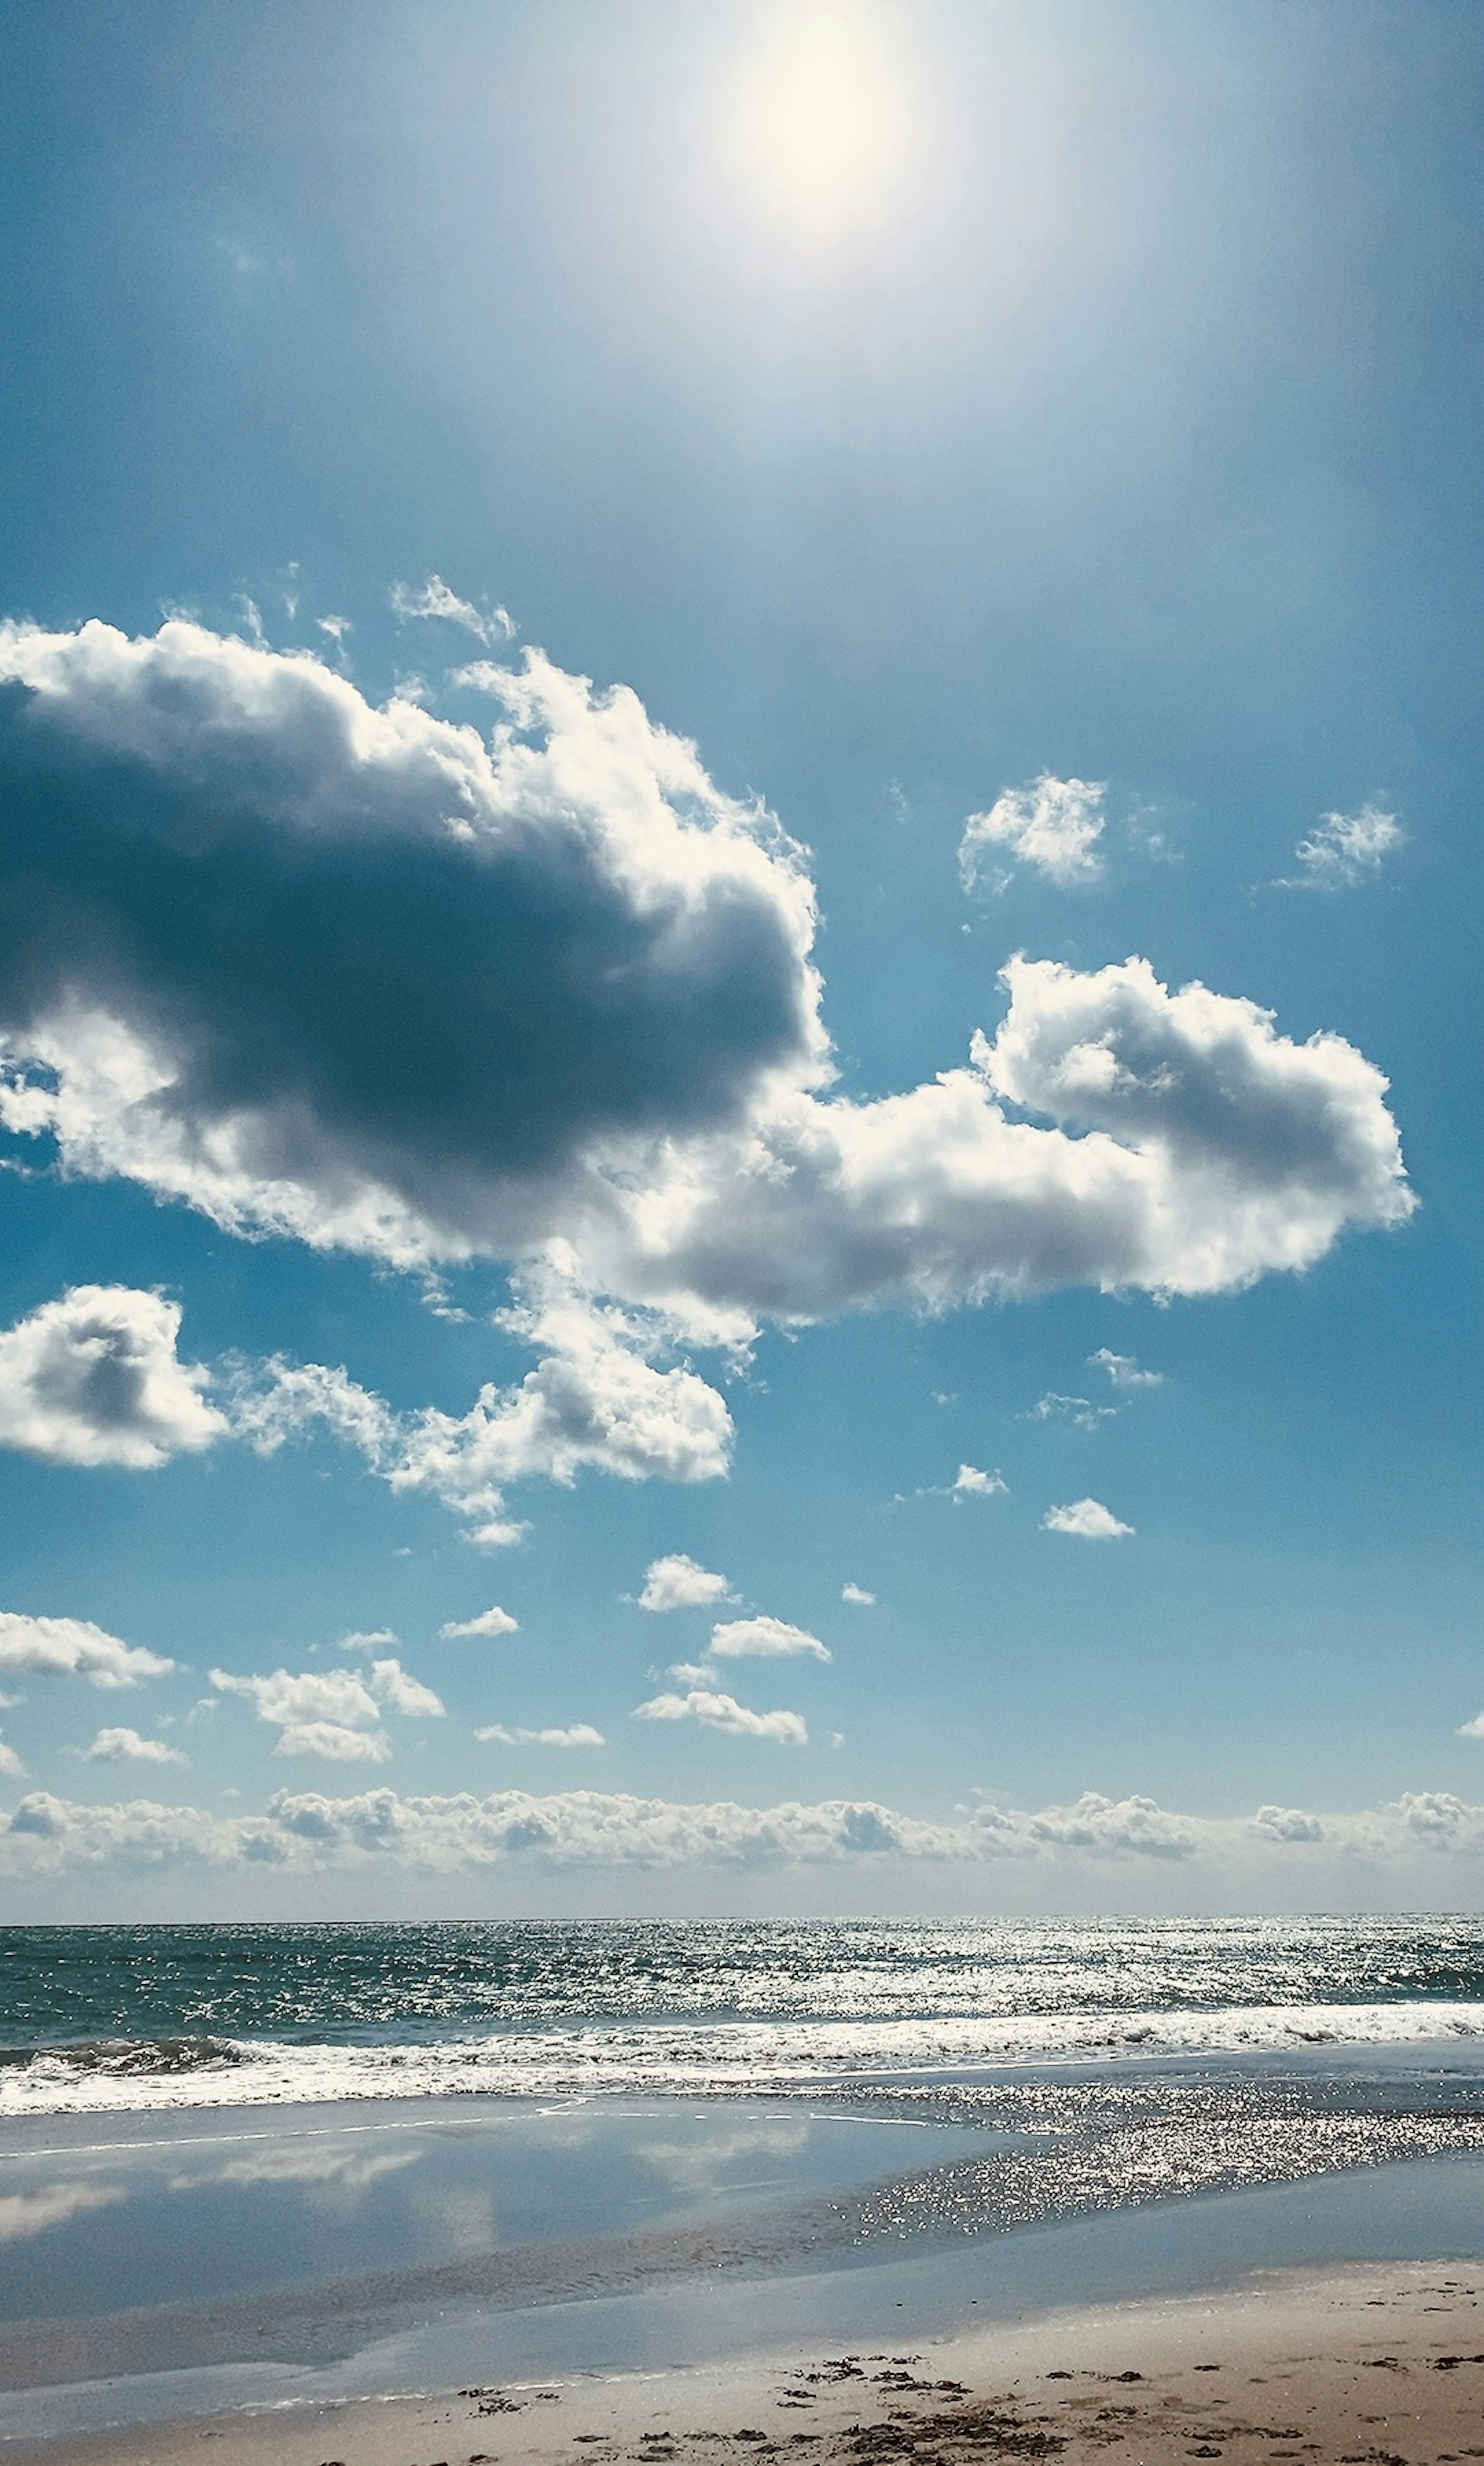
[0,622,821,1253]
[0,620,1412,1317]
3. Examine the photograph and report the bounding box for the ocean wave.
[4,1997,1484,2117]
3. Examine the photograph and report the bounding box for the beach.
[18,2259,1484,2466]
[6,1926,1484,2460]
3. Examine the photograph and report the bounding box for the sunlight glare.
[737,13,906,228]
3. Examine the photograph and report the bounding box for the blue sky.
[0,0,1478,1916]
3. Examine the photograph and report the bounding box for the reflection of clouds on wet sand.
[411,2185,497,2253]
[0,2181,124,2243]
[635,2120,810,2195]
[170,2142,423,2195]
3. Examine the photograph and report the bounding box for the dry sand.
[22,2260,1484,2466]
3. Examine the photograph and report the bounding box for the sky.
[0,0,1479,1918]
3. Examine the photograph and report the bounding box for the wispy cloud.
[389,575,515,646]
[1089,1348,1162,1391]
[1278,803,1403,891]
[1028,1392,1115,1430]
[960,774,1106,892]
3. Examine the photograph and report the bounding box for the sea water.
[5,1916,1484,2113]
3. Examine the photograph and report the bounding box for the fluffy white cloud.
[0,625,1411,1339]
[0,1733,22,1778]
[0,1612,173,1689]
[638,1554,735,1612]
[707,1615,829,1662]
[1457,1712,1484,1740]
[232,1270,733,1546]
[0,1286,224,1469]
[8,1783,1484,1879]
[439,1606,519,1639]
[1283,803,1404,890]
[841,1582,875,1605]
[1042,1496,1135,1539]
[951,1464,1007,1498]
[211,1656,443,1760]
[632,1688,808,1745]
[84,1727,186,1766]
[959,774,1107,891]
[390,574,515,646]
[1089,1348,1162,1389]
[475,1723,605,1747]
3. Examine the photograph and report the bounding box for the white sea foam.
[5,1998,1484,2118]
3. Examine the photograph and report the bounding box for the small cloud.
[951,1464,1007,1500]
[390,576,515,648]
[1279,803,1403,891]
[708,1615,829,1662]
[439,1605,520,1639]
[476,1723,604,1748]
[960,774,1106,893]
[1457,1713,1484,1740]
[1089,1348,1162,1391]
[84,1726,187,1766]
[0,1732,24,1777]
[1042,1497,1135,1539]
[666,1661,713,1685]
[632,1688,807,1745]
[315,615,351,646]
[1028,1392,1115,1430]
[841,1583,875,1606]
[638,1554,736,1613]
[338,1628,398,1653]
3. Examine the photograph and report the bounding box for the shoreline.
[14,2256,1484,2466]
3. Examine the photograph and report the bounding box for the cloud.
[390,575,516,646]
[959,774,1107,892]
[1281,803,1403,891]
[707,1615,829,1662]
[0,1733,22,1778]
[84,1727,186,1765]
[951,1464,1007,1499]
[475,1723,605,1747]
[439,1606,519,1639]
[841,1582,875,1606]
[0,2183,125,2244]
[632,1689,808,1744]
[0,626,1410,1330]
[638,1553,735,1613]
[10,1784,1484,1879]
[210,1656,443,1760]
[0,1612,173,1689]
[1028,1394,1113,1430]
[1042,1496,1135,1539]
[1457,1713,1484,1740]
[1089,1348,1162,1390]
[232,1267,733,1546]
[0,1286,225,1469]
[0,620,821,1272]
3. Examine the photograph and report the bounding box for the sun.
[734,13,906,228]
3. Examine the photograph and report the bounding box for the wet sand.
[19,2261,1484,2466]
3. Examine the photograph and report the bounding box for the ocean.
[5,1914,1484,2113]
